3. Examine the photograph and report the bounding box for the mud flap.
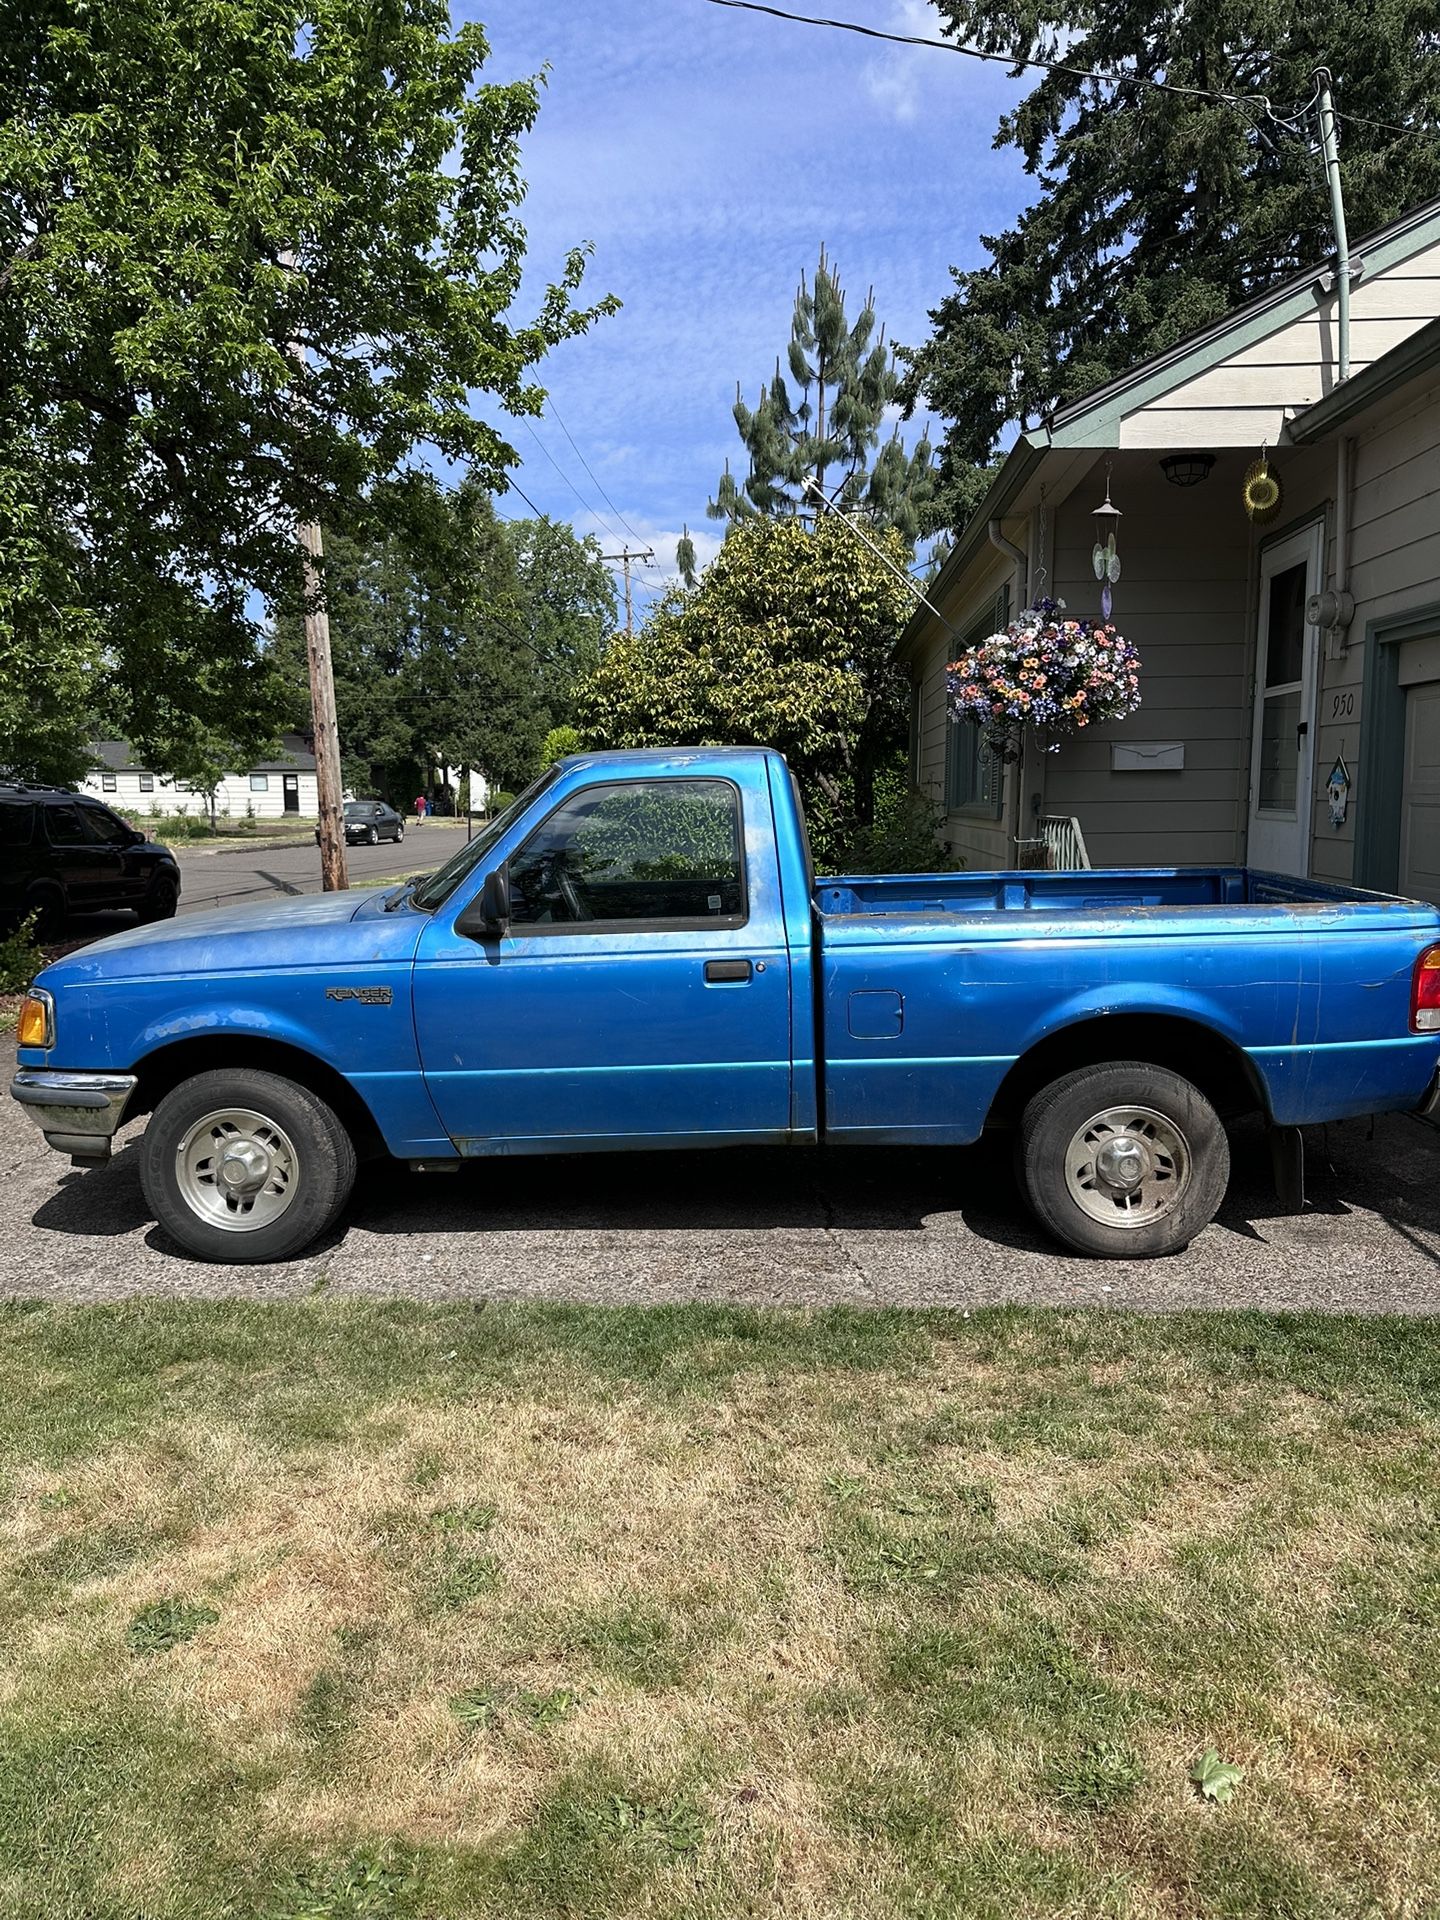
[1268,1124,1306,1212]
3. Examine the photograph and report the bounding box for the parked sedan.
[316,800,407,847]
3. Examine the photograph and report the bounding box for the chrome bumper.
[10,1070,138,1162]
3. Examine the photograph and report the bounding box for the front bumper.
[11,1070,139,1163]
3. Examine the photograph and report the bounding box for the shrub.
[0,913,43,991]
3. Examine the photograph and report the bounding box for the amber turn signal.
[16,994,52,1050]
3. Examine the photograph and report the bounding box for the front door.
[283,774,300,814]
[1400,671,1440,905]
[1247,522,1323,875]
[413,774,793,1152]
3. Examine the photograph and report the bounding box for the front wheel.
[138,874,179,923]
[366,825,379,845]
[394,823,405,842]
[1018,1061,1229,1258]
[140,1068,357,1262]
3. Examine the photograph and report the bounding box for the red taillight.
[1414,945,1440,1034]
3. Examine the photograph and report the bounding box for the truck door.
[412,773,793,1152]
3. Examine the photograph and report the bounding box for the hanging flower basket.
[947,598,1141,761]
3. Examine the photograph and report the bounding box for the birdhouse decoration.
[1327,752,1350,829]
[1091,472,1122,621]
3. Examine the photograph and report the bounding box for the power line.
[518,417,626,546]
[700,0,1269,111]
[503,474,547,520]
[545,399,648,545]
[700,0,1439,141]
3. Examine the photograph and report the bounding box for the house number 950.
[1330,691,1355,719]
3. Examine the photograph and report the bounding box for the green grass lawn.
[2,1301,1437,1919]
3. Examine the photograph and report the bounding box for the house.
[81,734,319,820]
[903,194,1440,905]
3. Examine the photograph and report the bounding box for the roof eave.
[1285,313,1440,444]
[897,437,1046,659]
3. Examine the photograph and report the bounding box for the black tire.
[138,874,179,923]
[394,823,405,843]
[366,825,379,845]
[140,1068,358,1263]
[23,883,66,942]
[1018,1060,1230,1259]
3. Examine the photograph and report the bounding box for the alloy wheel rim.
[1063,1103,1191,1229]
[174,1106,299,1232]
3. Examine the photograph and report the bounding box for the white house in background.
[81,734,319,820]
[903,192,1440,905]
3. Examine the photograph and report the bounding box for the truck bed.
[812,866,1440,1146]
[816,866,1425,918]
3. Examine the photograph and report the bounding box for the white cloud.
[863,0,945,123]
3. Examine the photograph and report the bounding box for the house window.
[945,586,1010,819]
[101,772,117,792]
[250,774,269,792]
[138,773,154,793]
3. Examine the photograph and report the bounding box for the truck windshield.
[409,769,561,910]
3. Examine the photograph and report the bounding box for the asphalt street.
[174,818,468,915]
[4,1033,1438,1309]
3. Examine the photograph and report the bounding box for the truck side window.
[44,803,87,846]
[509,779,746,928]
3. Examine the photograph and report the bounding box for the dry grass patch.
[0,1301,1437,1918]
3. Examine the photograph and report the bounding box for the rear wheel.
[1018,1060,1230,1258]
[140,1068,357,1262]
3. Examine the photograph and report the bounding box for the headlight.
[17,988,54,1050]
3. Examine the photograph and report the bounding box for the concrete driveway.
[4,1034,1438,1309]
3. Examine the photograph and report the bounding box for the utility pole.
[295,515,348,891]
[282,250,347,891]
[1315,69,1352,384]
[602,546,655,635]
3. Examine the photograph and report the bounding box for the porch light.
[1160,452,1216,487]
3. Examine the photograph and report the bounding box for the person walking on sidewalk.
[414,793,428,825]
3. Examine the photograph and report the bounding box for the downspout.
[1316,435,1356,658]
[988,521,1032,858]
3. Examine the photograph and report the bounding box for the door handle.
[704,959,751,984]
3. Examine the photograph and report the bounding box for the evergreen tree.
[901,0,1440,530]
[703,247,936,545]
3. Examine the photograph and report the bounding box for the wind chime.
[1092,465,1122,620]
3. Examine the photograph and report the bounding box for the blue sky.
[466,0,1033,619]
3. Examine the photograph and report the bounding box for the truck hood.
[39,886,426,986]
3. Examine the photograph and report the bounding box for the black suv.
[0,787,181,936]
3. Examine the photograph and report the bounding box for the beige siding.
[1309,376,1440,880]
[1034,452,1258,868]
[1118,235,1440,450]
[911,554,1017,868]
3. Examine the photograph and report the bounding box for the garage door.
[1400,677,1440,905]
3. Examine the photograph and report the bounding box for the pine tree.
[702,247,935,547]
[900,0,1440,531]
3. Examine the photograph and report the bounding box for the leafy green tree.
[540,725,582,768]
[273,492,544,799]
[901,0,1440,528]
[706,246,935,544]
[1,0,615,778]
[504,516,618,726]
[578,516,916,865]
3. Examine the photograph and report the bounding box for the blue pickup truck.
[13,747,1440,1264]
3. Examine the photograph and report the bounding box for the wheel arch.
[985,1013,1270,1129]
[125,1034,387,1159]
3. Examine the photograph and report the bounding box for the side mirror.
[128,829,146,846]
[455,864,510,941]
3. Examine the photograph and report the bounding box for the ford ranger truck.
[13,748,1440,1264]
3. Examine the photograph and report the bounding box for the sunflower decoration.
[1242,450,1283,524]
